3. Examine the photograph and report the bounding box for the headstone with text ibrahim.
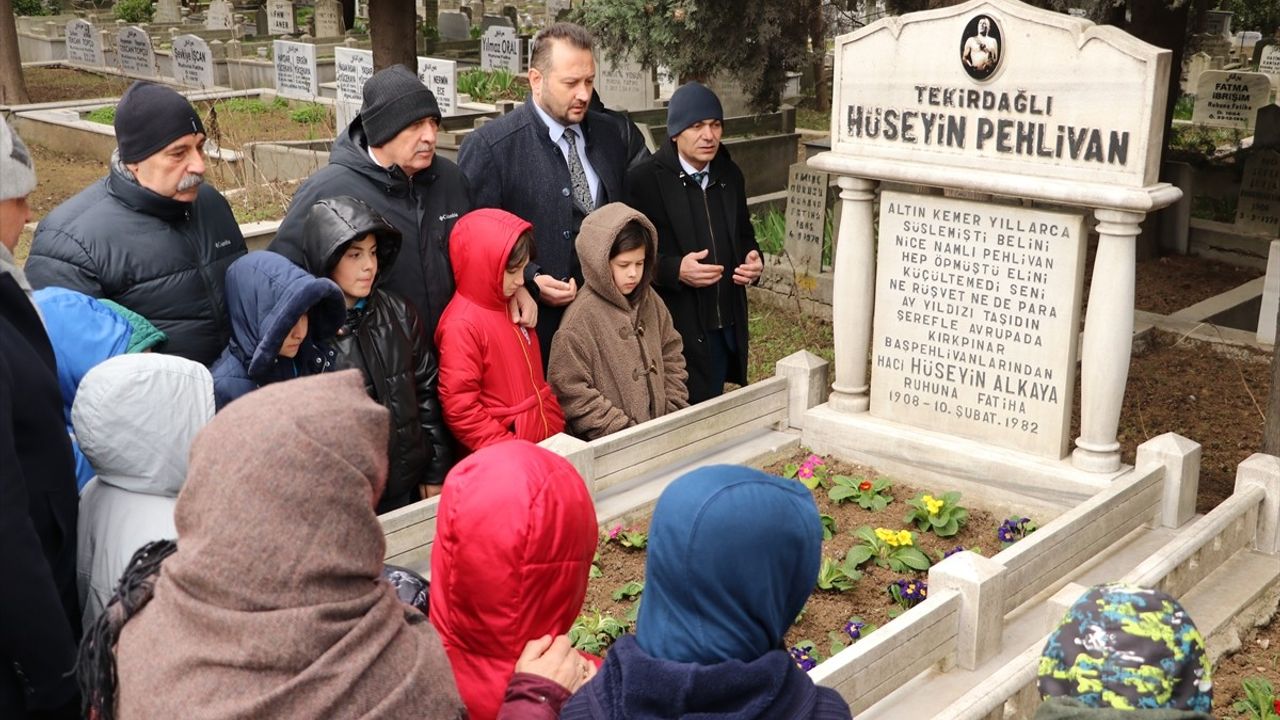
[274,40,318,99]
[1191,70,1270,130]
[784,163,832,276]
[267,0,296,35]
[481,26,520,74]
[172,34,215,89]
[418,57,458,116]
[64,19,103,67]
[205,0,234,31]
[334,46,373,130]
[314,0,346,38]
[117,26,157,78]
[1236,149,1280,235]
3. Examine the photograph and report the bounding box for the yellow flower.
[875,527,899,546]
[897,530,914,546]
[923,495,945,515]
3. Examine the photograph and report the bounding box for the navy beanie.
[114,82,206,164]
[361,65,441,147]
[666,82,723,138]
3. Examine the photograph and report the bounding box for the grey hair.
[530,22,594,74]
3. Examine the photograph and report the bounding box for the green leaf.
[783,462,799,479]
[896,547,933,571]
[935,517,960,537]
[828,485,857,503]
[589,564,603,578]
[871,495,889,511]
[611,581,645,601]
[838,556,864,580]
[800,474,820,491]
[845,545,874,567]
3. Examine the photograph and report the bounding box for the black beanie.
[114,82,206,164]
[667,82,723,138]
[361,65,442,147]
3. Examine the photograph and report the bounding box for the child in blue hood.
[561,464,852,720]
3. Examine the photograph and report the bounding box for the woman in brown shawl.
[82,371,466,719]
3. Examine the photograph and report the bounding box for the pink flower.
[609,524,623,540]
[805,454,823,467]
[798,466,815,480]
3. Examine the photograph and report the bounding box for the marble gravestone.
[657,65,677,100]
[502,5,518,28]
[1236,147,1280,235]
[418,57,458,116]
[596,54,654,111]
[117,26,157,78]
[1258,240,1280,345]
[438,11,470,40]
[334,46,374,130]
[205,0,235,31]
[480,15,514,32]
[314,0,346,38]
[154,0,181,24]
[172,34,216,89]
[1191,70,1271,130]
[784,164,832,276]
[1256,104,1280,149]
[480,26,520,74]
[267,0,296,35]
[1259,45,1280,89]
[64,19,104,67]
[274,39,318,99]
[546,0,570,22]
[1182,51,1211,94]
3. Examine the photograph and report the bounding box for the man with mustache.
[26,82,246,366]
[458,22,630,363]
[626,83,763,404]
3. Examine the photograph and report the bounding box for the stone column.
[1073,208,1144,472]
[828,176,878,413]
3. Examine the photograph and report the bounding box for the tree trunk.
[808,0,829,112]
[0,0,31,106]
[369,0,418,71]
[342,0,356,30]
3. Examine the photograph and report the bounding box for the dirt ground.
[1215,618,1280,718]
[20,66,133,104]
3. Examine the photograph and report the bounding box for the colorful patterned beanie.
[1037,584,1212,713]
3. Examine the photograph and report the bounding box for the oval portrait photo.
[960,14,1002,81]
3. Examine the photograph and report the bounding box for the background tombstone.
[502,5,518,28]
[172,34,216,89]
[468,0,486,24]
[458,5,473,26]
[438,11,469,40]
[1260,45,1280,90]
[116,25,158,78]
[206,0,235,30]
[154,0,181,24]
[480,15,513,31]
[1191,70,1271,130]
[656,65,677,100]
[64,19,104,67]
[1182,51,1211,94]
[595,53,654,111]
[1257,104,1280,148]
[480,25,520,73]
[1236,147,1280,235]
[783,163,831,276]
[274,39,319,99]
[267,0,296,35]
[418,56,458,116]
[1203,9,1232,37]
[546,0,569,23]
[314,0,346,38]
[334,46,373,131]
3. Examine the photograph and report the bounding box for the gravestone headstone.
[480,25,520,73]
[1203,10,1232,37]
[1259,45,1280,89]
[458,6,473,26]
[64,19,103,67]
[469,0,486,23]
[1236,30,1262,56]
[1236,148,1280,235]
[334,45,373,130]
[596,54,653,111]
[267,0,296,35]
[656,65,677,100]
[205,0,235,30]
[274,39,318,99]
[480,15,513,31]
[502,5,518,28]
[314,0,345,38]
[116,25,157,78]
[783,163,832,276]
[1192,70,1271,130]
[1256,104,1280,148]
[1257,240,1280,344]
[418,56,458,116]
[546,0,570,22]
[172,34,216,89]
[154,0,181,24]
[438,11,469,40]
[1182,51,1211,94]
[355,0,368,19]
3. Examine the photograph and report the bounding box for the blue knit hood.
[636,465,823,665]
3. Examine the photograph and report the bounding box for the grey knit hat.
[114,82,205,164]
[667,82,723,138]
[0,117,37,202]
[360,65,441,147]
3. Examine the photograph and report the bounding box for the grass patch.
[457,68,524,104]
[1173,94,1194,121]
[289,103,327,124]
[84,105,116,125]
[752,208,836,267]
[1167,123,1242,157]
[796,106,830,131]
[1190,195,1238,223]
[746,300,834,384]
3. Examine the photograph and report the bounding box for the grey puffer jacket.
[26,163,246,366]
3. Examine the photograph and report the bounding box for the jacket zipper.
[699,182,724,328]
[514,325,551,438]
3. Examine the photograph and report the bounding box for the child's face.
[610,246,645,296]
[279,313,309,358]
[331,233,378,306]
[503,258,528,299]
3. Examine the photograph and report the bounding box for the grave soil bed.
[195,97,336,151]
[1080,242,1264,317]
[20,66,133,104]
[578,449,1005,663]
[1213,612,1280,719]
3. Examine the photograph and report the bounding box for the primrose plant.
[605,524,648,550]
[815,556,863,592]
[887,578,928,618]
[830,475,894,510]
[997,516,1038,548]
[784,454,831,490]
[904,491,968,537]
[846,526,931,572]
[568,610,628,654]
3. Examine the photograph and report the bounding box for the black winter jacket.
[269,116,471,342]
[0,273,81,719]
[298,197,452,511]
[627,142,759,403]
[25,167,246,366]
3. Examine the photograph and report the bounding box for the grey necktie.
[562,130,594,212]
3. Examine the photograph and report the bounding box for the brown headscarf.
[112,370,464,719]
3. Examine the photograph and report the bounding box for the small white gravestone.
[355,0,368,20]
[172,34,215,89]
[313,0,345,38]
[267,0,296,35]
[1236,149,1280,235]
[154,0,181,24]
[596,54,653,111]
[274,39,318,99]
[64,19,103,67]
[334,46,374,131]
[870,192,1087,458]
[205,0,235,30]
[1259,45,1280,89]
[1192,70,1271,130]
[1257,240,1280,344]
[480,25,520,74]
[784,163,831,276]
[656,65,677,100]
[418,56,458,116]
[438,11,470,40]
[116,26,157,78]
[1182,51,1211,94]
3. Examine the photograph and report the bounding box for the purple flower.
[943,546,965,558]
[843,620,865,641]
[788,646,818,671]
[889,579,928,608]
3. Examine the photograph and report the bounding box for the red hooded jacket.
[436,209,565,452]
[430,440,598,720]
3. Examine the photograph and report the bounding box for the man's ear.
[528,67,542,95]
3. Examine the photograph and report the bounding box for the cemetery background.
[3,0,1280,714]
